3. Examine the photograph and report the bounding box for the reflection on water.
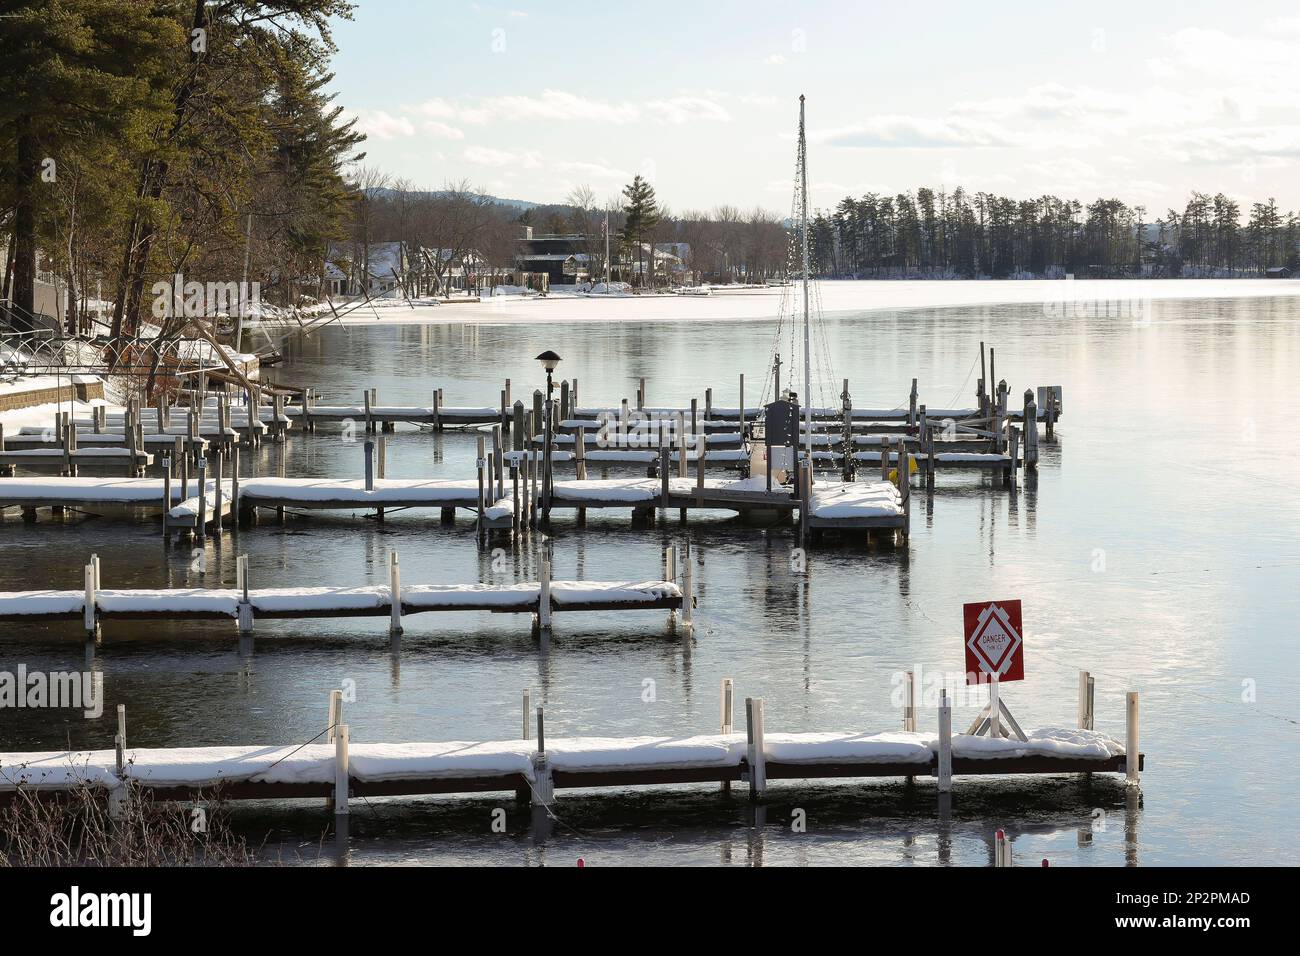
[2,296,1298,865]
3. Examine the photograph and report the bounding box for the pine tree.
[620,174,660,286]
[0,0,179,330]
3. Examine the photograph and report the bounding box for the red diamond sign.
[964,600,1025,684]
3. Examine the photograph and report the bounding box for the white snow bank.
[950,727,1125,760]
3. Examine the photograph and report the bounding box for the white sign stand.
[965,674,1029,742]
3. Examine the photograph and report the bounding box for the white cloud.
[645,97,732,124]
[554,160,630,180]
[352,110,415,140]
[402,89,729,127]
[1144,126,1300,164]
[464,146,544,169]
[818,116,1015,149]
[421,121,465,140]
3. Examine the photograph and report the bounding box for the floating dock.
[0,678,1141,817]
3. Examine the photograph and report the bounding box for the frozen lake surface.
[2,286,1297,866]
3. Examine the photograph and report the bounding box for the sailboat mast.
[799,94,812,466]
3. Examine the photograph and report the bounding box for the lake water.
[2,288,1297,866]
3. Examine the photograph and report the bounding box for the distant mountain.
[367,186,537,211]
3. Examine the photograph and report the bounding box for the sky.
[329,0,1300,216]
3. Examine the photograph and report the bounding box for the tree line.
[1,0,363,338]
[812,187,1300,279]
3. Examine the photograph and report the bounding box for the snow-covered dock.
[0,553,689,638]
[0,679,1141,817]
[0,472,908,541]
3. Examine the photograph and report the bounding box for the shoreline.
[273,278,1300,327]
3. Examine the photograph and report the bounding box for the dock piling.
[994,829,1012,867]
[83,562,98,640]
[1024,391,1039,470]
[522,689,531,740]
[334,724,350,817]
[1125,691,1140,785]
[745,697,767,800]
[537,558,553,632]
[721,677,734,794]
[389,551,403,637]
[363,439,375,492]
[236,555,253,635]
[682,552,695,635]
[1078,670,1095,730]
[937,690,953,793]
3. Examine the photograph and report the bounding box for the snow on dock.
[0,580,682,623]
[0,726,1137,800]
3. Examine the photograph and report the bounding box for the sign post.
[963,599,1028,741]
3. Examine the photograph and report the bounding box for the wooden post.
[162,454,172,537]
[363,389,373,434]
[721,677,734,794]
[512,400,525,452]
[745,697,766,800]
[237,554,253,635]
[538,557,552,631]
[532,390,543,447]
[1023,392,1038,470]
[511,464,520,537]
[1007,426,1019,485]
[1078,670,1095,730]
[908,378,918,427]
[695,433,705,500]
[682,553,694,634]
[476,434,486,537]
[500,388,509,439]
[115,704,126,776]
[83,563,97,639]
[637,377,645,411]
[903,670,916,732]
[230,440,240,529]
[705,387,713,423]
[127,419,139,477]
[574,426,587,480]
[739,373,745,438]
[522,689,531,739]
[196,456,207,533]
[433,388,443,431]
[327,689,343,742]
[676,411,687,481]
[364,439,375,492]
[937,691,953,792]
[536,706,546,755]
[527,436,537,529]
[212,447,224,535]
[377,435,386,480]
[994,829,1011,867]
[660,445,670,510]
[665,544,678,629]
[389,551,403,636]
[721,678,734,733]
[1126,691,1140,785]
[560,380,570,423]
[334,724,350,816]
[898,438,910,543]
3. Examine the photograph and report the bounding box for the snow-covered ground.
[268,278,1300,327]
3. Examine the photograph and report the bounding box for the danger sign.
[964,600,1024,684]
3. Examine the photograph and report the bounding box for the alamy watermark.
[1042,274,1152,326]
[150,272,261,320]
[0,666,103,718]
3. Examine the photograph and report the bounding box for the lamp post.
[535,351,562,517]
[536,350,561,403]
